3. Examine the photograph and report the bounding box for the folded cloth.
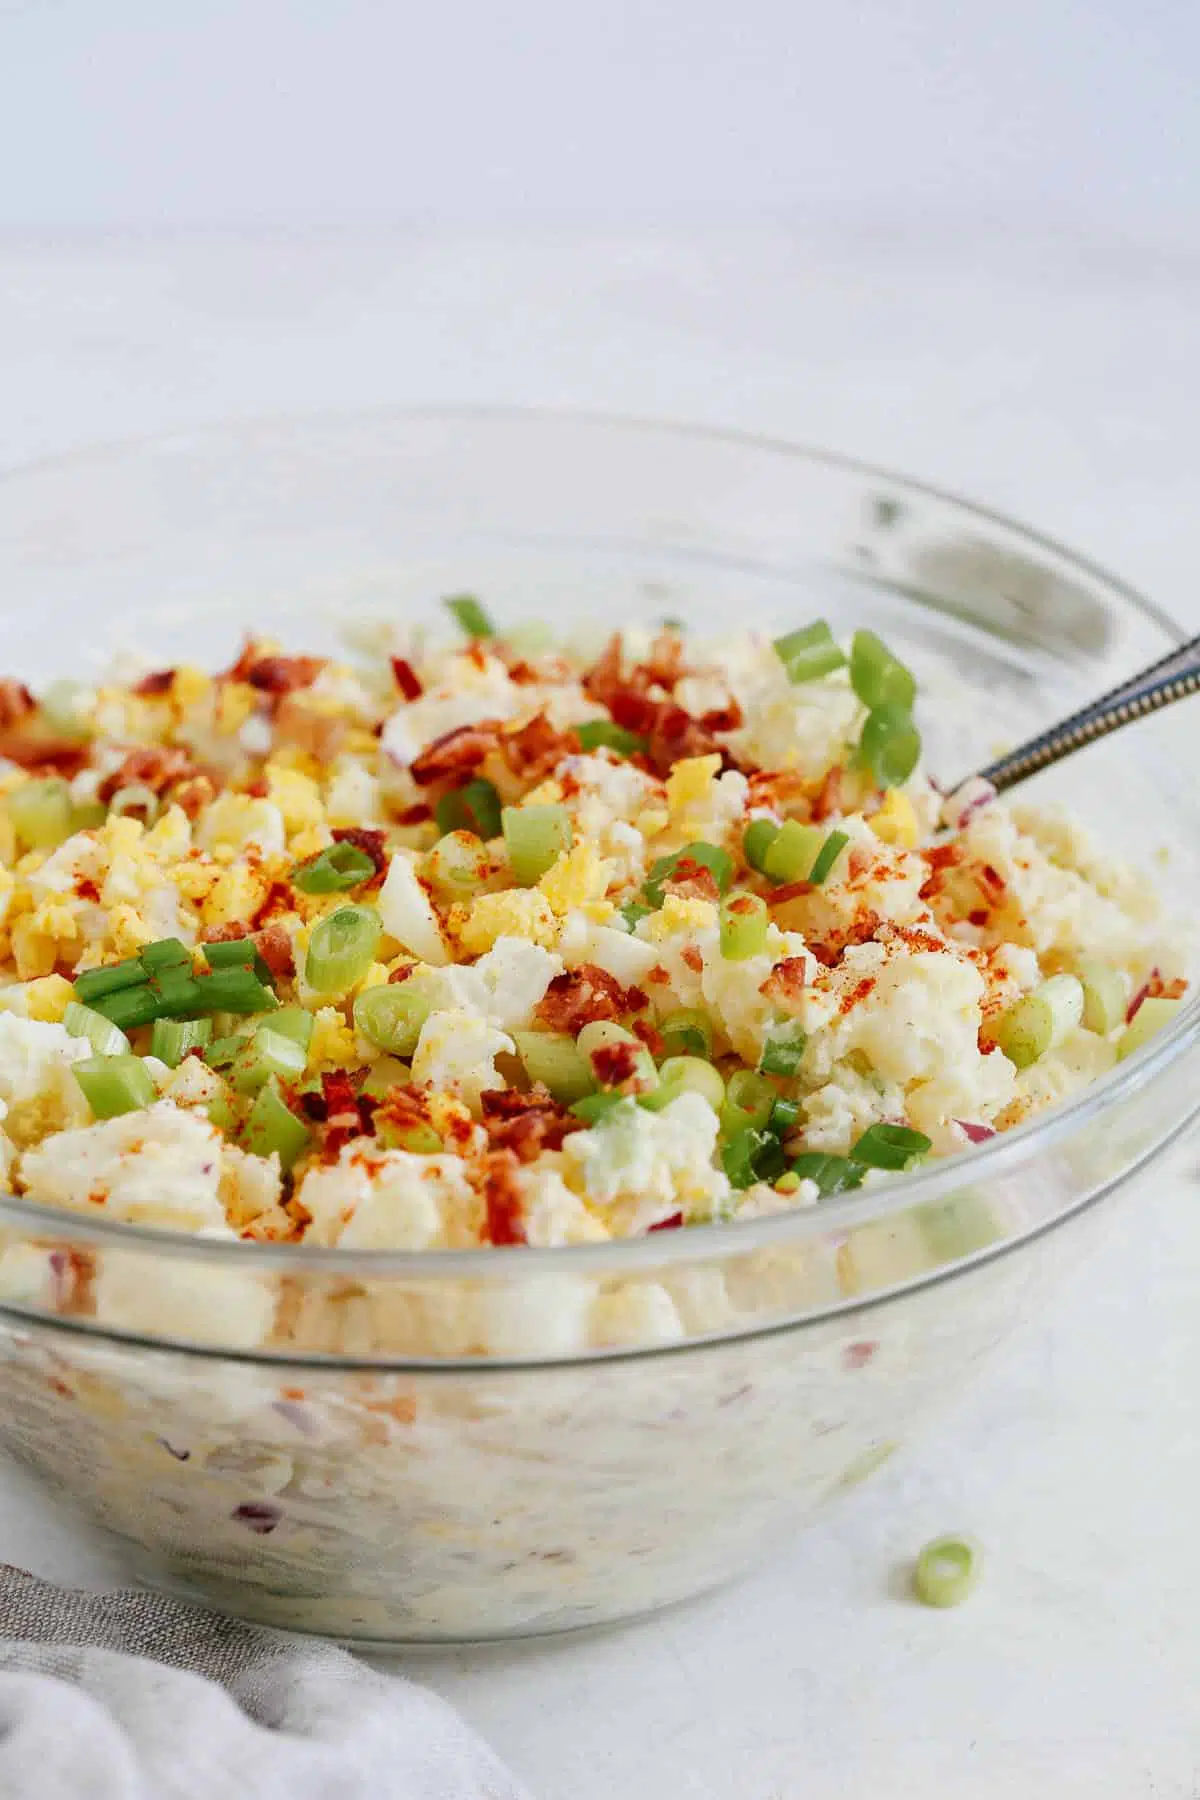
[0,1565,530,1800]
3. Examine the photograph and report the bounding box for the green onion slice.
[850,629,916,712]
[192,965,279,1018]
[851,1122,932,1171]
[435,777,503,842]
[759,1026,808,1077]
[204,937,275,986]
[644,1055,725,1114]
[761,820,823,885]
[266,1006,315,1051]
[569,1092,630,1126]
[643,841,734,908]
[1077,960,1129,1036]
[773,620,846,685]
[660,1008,713,1059]
[108,784,160,825]
[231,1025,308,1096]
[722,1125,775,1189]
[73,1053,156,1119]
[444,594,495,639]
[502,803,571,887]
[1117,994,1184,1061]
[575,720,647,757]
[353,980,434,1057]
[995,974,1083,1069]
[913,1535,982,1609]
[244,1077,311,1170]
[742,817,780,874]
[858,706,921,788]
[808,829,849,886]
[720,1068,777,1135]
[510,1030,595,1104]
[149,1016,213,1068]
[74,957,147,1004]
[139,938,192,972]
[619,900,654,932]
[86,983,163,1032]
[40,679,95,741]
[719,893,769,961]
[63,1000,131,1059]
[789,1151,866,1196]
[304,905,383,996]
[292,841,377,894]
[8,778,75,851]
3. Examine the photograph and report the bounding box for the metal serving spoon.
[965,632,1200,795]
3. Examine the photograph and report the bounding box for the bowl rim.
[0,405,1195,1287]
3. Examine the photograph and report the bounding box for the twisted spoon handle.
[974,633,1200,794]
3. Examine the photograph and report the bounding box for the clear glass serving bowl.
[0,411,1196,1645]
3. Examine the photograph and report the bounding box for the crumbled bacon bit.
[395,802,433,826]
[0,733,89,777]
[250,879,297,928]
[699,700,744,732]
[648,1212,684,1232]
[662,857,721,903]
[838,975,877,1014]
[320,1069,372,1159]
[805,912,883,969]
[632,1017,665,1058]
[408,720,502,786]
[97,745,202,805]
[133,669,175,696]
[331,826,388,885]
[591,1041,642,1090]
[502,711,579,783]
[0,681,35,729]
[760,957,809,1005]
[967,908,989,927]
[250,923,296,980]
[388,962,415,984]
[374,1083,437,1138]
[811,766,846,822]
[581,632,739,778]
[535,963,643,1035]
[481,1149,527,1246]
[390,656,423,701]
[239,651,325,696]
[75,875,101,902]
[1148,973,1188,1001]
[646,964,671,985]
[479,1086,581,1161]
[679,945,704,974]
[765,879,813,907]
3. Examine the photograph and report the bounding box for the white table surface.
[1,226,1197,1798]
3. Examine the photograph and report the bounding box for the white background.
[2,5,1200,1797]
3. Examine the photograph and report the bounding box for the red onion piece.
[954,1119,997,1144]
[940,777,997,833]
[1126,971,1157,1025]
[648,1212,684,1233]
[232,1501,282,1535]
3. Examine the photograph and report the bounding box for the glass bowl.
[0,410,1196,1645]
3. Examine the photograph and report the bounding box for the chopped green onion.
[995,974,1084,1069]
[619,900,654,932]
[502,804,571,887]
[204,1034,246,1071]
[70,801,108,831]
[1077,960,1130,1036]
[204,937,275,986]
[230,1026,308,1096]
[646,1055,725,1114]
[575,719,647,757]
[762,820,823,885]
[851,1122,932,1171]
[570,1091,630,1125]
[74,958,147,1004]
[789,1151,866,1197]
[359,1055,412,1100]
[1118,995,1184,1061]
[660,1008,713,1059]
[643,841,734,907]
[722,1125,774,1189]
[73,1053,156,1119]
[149,1016,212,1067]
[742,817,780,874]
[423,830,492,898]
[353,980,433,1056]
[7,778,75,851]
[510,1031,594,1103]
[769,1096,801,1136]
[444,594,495,639]
[244,1077,311,1171]
[808,829,849,886]
[266,1007,314,1051]
[192,964,279,1018]
[86,983,162,1032]
[108,784,160,825]
[305,904,383,996]
[63,1000,131,1058]
[145,965,203,1019]
[913,1535,981,1609]
[40,679,95,741]
[207,1085,240,1136]
[858,705,921,788]
[752,1134,790,1183]
[577,1020,658,1094]
[760,1026,808,1077]
[773,620,846,685]
[377,1115,442,1155]
[435,777,503,841]
[850,628,916,712]
[292,841,376,894]
[720,1068,777,1135]
[774,1170,803,1194]
[138,938,192,972]
[719,893,769,961]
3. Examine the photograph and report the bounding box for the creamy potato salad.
[0,602,1185,1352]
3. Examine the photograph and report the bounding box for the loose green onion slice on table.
[305,905,383,996]
[858,705,922,788]
[772,620,846,685]
[63,1000,131,1059]
[850,628,916,712]
[353,980,433,1057]
[660,1008,713,1059]
[73,1054,156,1119]
[444,594,495,639]
[39,679,95,741]
[1076,960,1130,1036]
[244,1077,311,1171]
[230,1025,309,1095]
[292,841,377,894]
[510,1031,594,1103]
[108,784,161,824]
[995,973,1083,1069]
[435,777,503,841]
[912,1534,982,1609]
[761,820,823,885]
[149,1016,213,1067]
[760,1026,808,1076]
[851,1122,932,1171]
[643,841,734,907]
[7,778,75,851]
[502,804,571,887]
[574,720,647,757]
[1118,995,1184,1061]
[719,893,769,960]
[808,829,850,886]
[720,1068,777,1135]
[789,1152,866,1197]
[742,817,780,874]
